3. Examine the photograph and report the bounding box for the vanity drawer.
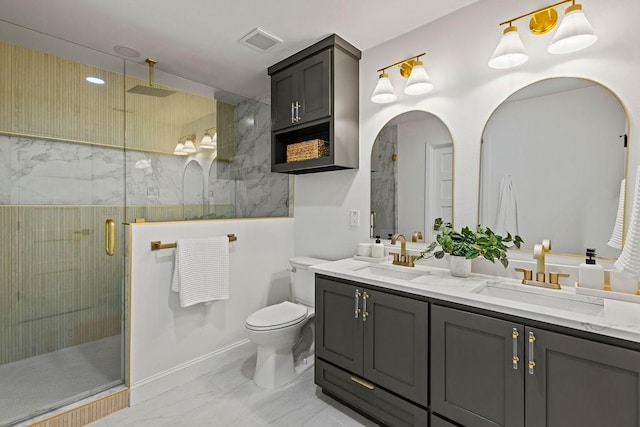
[315,358,429,427]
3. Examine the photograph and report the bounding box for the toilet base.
[253,344,297,390]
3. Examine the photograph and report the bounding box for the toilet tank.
[290,257,328,307]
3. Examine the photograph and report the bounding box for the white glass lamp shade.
[199,132,216,149]
[404,61,434,95]
[182,139,197,153]
[488,26,529,69]
[371,72,397,103]
[548,4,597,54]
[173,142,187,156]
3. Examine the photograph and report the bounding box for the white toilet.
[245,257,327,389]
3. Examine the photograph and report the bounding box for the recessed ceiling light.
[113,45,141,58]
[86,76,105,85]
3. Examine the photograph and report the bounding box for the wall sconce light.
[371,52,433,104]
[182,134,197,153]
[489,0,597,69]
[199,128,218,150]
[173,140,187,156]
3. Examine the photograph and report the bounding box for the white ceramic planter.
[449,255,472,277]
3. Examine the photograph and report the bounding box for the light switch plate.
[350,209,360,227]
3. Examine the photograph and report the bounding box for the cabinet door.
[431,305,525,427]
[363,289,429,407]
[297,48,331,125]
[271,67,297,131]
[525,327,640,427]
[315,276,364,375]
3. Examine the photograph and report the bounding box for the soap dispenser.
[371,236,385,259]
[578,248,604,289]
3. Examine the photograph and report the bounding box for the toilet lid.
[246,301,308,331]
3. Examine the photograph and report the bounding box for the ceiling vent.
[239,28,283,52]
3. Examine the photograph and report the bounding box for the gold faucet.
[514,240,567,289]
[391,234,415,267]
[411,231,423,242]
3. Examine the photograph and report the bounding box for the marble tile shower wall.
[371,125,397,239]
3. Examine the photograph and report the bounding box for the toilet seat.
[245,301,308,331]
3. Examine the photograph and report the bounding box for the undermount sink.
[351,264,426,281]
[472,282,604,316]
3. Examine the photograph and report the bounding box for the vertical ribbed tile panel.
[0,42,11,132]
[1,206,125,365]
[10,43,124,147]
[29,389,128,427]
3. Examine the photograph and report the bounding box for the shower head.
[127,58,176,97]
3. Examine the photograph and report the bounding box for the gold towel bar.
[150,234,237,251]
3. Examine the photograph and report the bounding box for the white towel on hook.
[493,173,519,239]
[607,178,625,250]
[615,166,640,280]
[171,236,229,307]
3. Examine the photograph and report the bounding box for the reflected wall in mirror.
[480,78,627,258]
[183,160,205,219]
[371,111,453,242]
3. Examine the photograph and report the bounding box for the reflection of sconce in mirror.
[174,134,197,156]
[199,128,218,150]
[135,158,153,174]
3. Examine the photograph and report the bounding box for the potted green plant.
[416,218,523,277]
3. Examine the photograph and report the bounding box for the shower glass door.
[0,26,127,426]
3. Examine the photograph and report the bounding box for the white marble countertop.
[311,258,640,345]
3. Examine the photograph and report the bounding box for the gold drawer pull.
[350,376,375,390]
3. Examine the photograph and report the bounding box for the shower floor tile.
[0,335,122,426]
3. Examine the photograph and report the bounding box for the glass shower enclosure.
[0,27,127,425]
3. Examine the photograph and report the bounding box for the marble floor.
[0,335,123,427]
[90,344,378,427]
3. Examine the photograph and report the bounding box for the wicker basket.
[286,139,330,163]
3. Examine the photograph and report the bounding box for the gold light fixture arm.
[376,52,426,73]
[498,0,574,27]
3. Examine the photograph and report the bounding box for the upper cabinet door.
[297,48,331,126]
[363,289,429,407]
[270,48,331,132]
[525,327,640,427]
[431,305,525,427]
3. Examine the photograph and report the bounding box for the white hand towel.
[171,236,229,307]
[493,173,519,238]
[615,166,640,280]
[607,178,625,250]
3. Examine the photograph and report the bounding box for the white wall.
[129,218,294,403]
[294,0,640,261]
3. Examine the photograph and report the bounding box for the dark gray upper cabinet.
[315,276,429,407]
[268,34,360,174]
[432,305,640,427]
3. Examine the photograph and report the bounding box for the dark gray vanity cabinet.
[315,275,429,410]
[431,305,640,427]
[268,34,360,174]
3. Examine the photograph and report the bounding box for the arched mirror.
[480,78,628,259]
[371,111,453,242]
[183,159,205,219]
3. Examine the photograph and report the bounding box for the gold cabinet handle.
[362,292,369,322]
[105,219,115,256]
[350,376,375,390]
[512,328,520,370]
[354,289,361,319]
[291,102,296,123]
[528,331,536,375]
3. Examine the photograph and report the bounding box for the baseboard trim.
[129,339,251,406]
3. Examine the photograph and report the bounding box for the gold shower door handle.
[105,219,115,256]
